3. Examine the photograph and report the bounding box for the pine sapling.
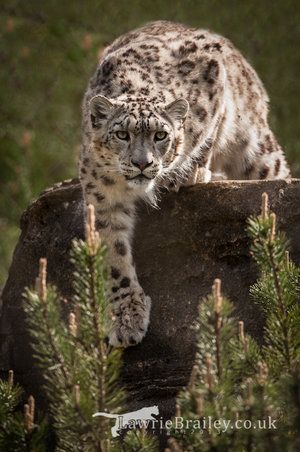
[23,204,158,451]
[0,369,47,451]
[24,205,124,451]
[171,192,300,450]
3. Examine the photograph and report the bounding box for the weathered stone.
[1,178,300,446]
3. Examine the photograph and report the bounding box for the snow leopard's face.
[89,95,189,189]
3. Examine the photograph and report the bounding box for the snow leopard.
[79,20,290,347]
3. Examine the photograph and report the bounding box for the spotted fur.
[80,20,290,347]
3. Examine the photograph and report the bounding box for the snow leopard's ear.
[165,98,189,121]
[89,95,116,128]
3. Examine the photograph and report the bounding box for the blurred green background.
[0,0,300,286]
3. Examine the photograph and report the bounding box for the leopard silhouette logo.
[93,405,159,437]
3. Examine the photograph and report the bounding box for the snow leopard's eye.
[154,131,168,141]
[116,131,130,141]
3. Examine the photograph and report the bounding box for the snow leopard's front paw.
[109,288,151,348]
[196,167,212,183]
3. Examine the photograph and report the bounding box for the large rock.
[1,178,300,443]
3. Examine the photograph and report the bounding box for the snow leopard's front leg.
[83,189,151,348]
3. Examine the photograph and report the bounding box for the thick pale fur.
[80,21,290,347]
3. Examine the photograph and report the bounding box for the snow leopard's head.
[89,95,189,190]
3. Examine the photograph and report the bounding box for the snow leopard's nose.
[131,158,153,172]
